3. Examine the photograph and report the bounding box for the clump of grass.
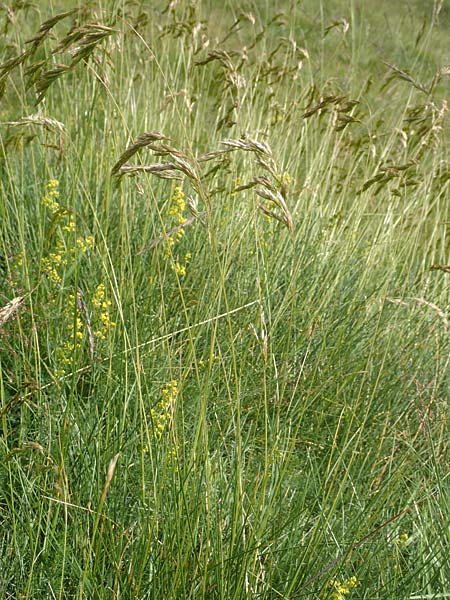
[0,1,449,599]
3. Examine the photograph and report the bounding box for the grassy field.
[1,1,449,598]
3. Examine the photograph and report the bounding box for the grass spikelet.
[0,50,30,79]
[430,264,450,274]
[114,162,181,179]
[65,23,116,66]
[111,131,168,175]
[221,136,272,155]
[0,295,24,328]
[137,215,198,255]
[383,60,430,95]
[255,187,293,231]
[25,9,78,53]
[2,113,65,133]
[34,64,71,104]
[324,17,350,36]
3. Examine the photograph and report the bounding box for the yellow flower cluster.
[62,215,76,233]
[165,186,187,249]
[164,186,191,278]
[394,532,409,548]
[172,252,192,277]
[40,180,94,285]
[168,186,187,221]
[282,172,293,186]
[56,293,84,375]
[76,236,94,253]
[322,576,358,600]
[92,283,116,340]
[41,179,60,213]
[41,240,67,284]
[150,380,177,439]
[54,285,115,377]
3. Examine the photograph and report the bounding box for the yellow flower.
[168,186,186,221]
[172,261,186,277]
[63,217,75,233]
[92,283,116,339]
[42,179,61,214]
[322,576,358,600]
[394,532,410,548]
[171,252,191,277]
[150,380,178,439]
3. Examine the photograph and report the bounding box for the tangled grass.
[0,1,449,598]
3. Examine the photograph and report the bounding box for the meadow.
[0,0,449,598]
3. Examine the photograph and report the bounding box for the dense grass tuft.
[1,1,449,598]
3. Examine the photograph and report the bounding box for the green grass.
[1,1,449,598]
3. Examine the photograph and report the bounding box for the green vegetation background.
[0,1,449,598]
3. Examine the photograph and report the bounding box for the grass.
[0,1,449,598]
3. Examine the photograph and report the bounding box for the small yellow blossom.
[56,293,84,374]
[151,380,178,439]
[63,216,75,233]
[92,283,105,307]
[394,532,410,548]
[92,283,115,339]
[322,576,358,600]
[75,236,94,253]
[40,180,94,285]
[173,261,186,277]
[42,179,61,214]
[168,186,186,222]
[162,186,191,279]
[171,252,191,278]
[282,172,293,185]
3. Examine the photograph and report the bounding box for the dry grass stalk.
[112,134,200,183]
[26,9,78,53]
[170,154,199,181]
[160,89,195,114]
[137,215,199,256]
[1,113,65,133]
[91,453,120,541]
[324,17,349,36]
[35,64,71,103]
[0,51,30,78]
[302,94,346,118]
[0,10,79,100]
[111,132,168,175]
[255,188,293,231]
[197,150,229,162]
[115,163,181,179]
[412,297,448,331]
[195,49,238,68]
[0,296,24,328]
[221,137,271,155]
[149,143,186,158]
[431,264,450,274]
[387,297,448,332]
[383,60,429,95]
[65,24,116,66]
[76,288,94,359]
[219,138,293,230]
[30,20,115,104]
